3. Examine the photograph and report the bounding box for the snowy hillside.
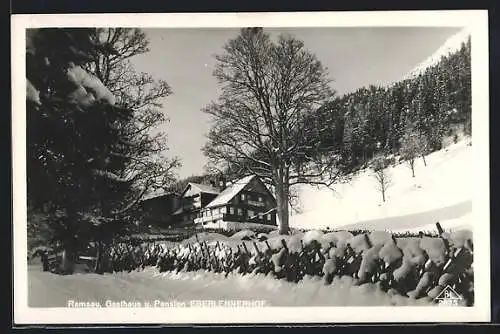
[289,138,472,232]
[404,27,471,80]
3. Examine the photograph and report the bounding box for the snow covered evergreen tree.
[26,28,179,273]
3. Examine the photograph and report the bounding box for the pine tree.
[26,28,179,273]
[332,38,470,172]
[27,28,131,273]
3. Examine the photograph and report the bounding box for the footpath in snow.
[290,139,472,232]
[28,266,433,308]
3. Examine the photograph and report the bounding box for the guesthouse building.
[193,175,277,230]
[172,182,221,226]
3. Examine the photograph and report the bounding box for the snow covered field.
[27,139,474,309]
[28,266,434,307]
[290,138,472,232]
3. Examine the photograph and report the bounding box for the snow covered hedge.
[97,225,474,306]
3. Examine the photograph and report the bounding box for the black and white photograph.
[12,11,490,324]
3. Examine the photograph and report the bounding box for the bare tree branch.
[203,28,342,234]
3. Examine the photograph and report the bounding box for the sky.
[130,27,461,179]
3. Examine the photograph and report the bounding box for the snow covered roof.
[142,190,178,202]
[204,175,256,209]
[182,182,220,196]
[192,183,220,194]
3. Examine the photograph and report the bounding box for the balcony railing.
[194,212,224,224]
[194,212,273,226]
[246,200,265,207]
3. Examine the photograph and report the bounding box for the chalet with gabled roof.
[172,182,221,226]
[194,175,277,230]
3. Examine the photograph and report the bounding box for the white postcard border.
[12,10,490,324]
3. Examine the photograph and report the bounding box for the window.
[229,207,235,215]
[220,207,227,214]
[237,208,243,216]
[258,196,263,202]
[241,194,246,201]
[248,210,255,218]
[258,212,263,220]
[267,214,271,221]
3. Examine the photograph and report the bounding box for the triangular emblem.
[434,285,463,301]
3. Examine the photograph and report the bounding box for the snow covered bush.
[85,225,474,306]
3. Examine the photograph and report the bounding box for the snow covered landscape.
[290,137,472,232]
[28,137,474,308]
[286,26,473,234]
[20,17,485,324]
[404,27,471,80]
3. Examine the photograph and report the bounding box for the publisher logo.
[433,285,463,306]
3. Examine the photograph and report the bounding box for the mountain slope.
[404,27,471,79]
[289,138,472,232]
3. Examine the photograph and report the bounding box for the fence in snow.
[91,222,474,306]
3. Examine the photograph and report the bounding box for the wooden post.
[242,242,250,254]
[364,233,373,248]
[466,239,473,254]
[436,222,444,235]
[280,239,288,251]
[436,222,450,252]
[253,242,262,256]
[323,241,335,257]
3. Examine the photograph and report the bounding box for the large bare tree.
[84,28,180,197]
[203,28,345,234]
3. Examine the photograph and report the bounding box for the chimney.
[218,174,226,191]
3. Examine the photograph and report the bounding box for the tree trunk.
[41,252,49,271]
[60,245,75,275]
[410,160,415,178]
[60,211,77,274]
[94,240,104,274]
[422,154,427,166]
[275,176,290,235]
[382,188,386,202]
